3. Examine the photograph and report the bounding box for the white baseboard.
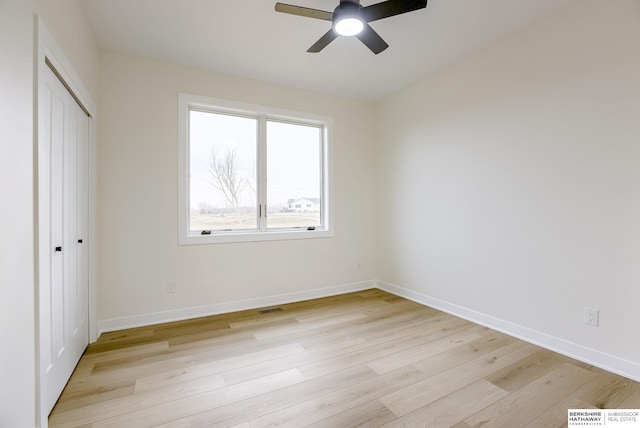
[98,280,376,335]
[377,280,640,383]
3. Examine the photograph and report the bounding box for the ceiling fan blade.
[307,29,339,53]
[356,23,389,54]
[275,3,333,21]
[361,0,427,23]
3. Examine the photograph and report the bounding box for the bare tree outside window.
[208,146,245,224]
[187,109,257,231]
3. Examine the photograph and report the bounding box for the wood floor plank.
[245,364,428,427]
[619,387,640,408]
[485,349,569,393]
[410,331,517,377]
[49,372,226,426]
[89,369,305,428]
[381,379,509,428]
[163,320,299,359]
[252,312,369,340]
[84,329,160,355]
[365,324,486,375]
[523,395,594,428]
[90,341,173,372]
[52,382,135,413]
[164,364,378,427]
[133,342,305,392]
[295,304,441,350]
[460,363,596,427]
[63,353,198,395]
[298,318,479,379]
[573,369,640,409]
[526,369,640,428]
[305,400,397,428]
[83,340,170,366]
[79,337,302,396]
[48,289,640,428]
[293,301,437,351]
[379,340,538,417]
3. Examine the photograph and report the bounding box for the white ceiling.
[79,0,583,101]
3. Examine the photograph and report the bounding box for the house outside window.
[178,93,333,244]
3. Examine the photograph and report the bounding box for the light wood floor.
[49,289,640,427]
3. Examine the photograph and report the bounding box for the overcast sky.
[189,110,321,211]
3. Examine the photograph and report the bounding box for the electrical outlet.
[166,281,177,294]
[356,262,362,272]
[584,307,599,327]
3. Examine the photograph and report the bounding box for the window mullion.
[258,116,268,231]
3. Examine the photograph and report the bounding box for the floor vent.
[259,307,283,314]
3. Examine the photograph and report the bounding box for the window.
[178,93,333,244]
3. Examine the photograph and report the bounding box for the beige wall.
[35,0,99,98]
[97,52,377,324]
[377,0,640,371]
[0,1,37,426]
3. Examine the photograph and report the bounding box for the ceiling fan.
[275,0,428,54]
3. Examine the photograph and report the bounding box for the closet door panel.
[41,65,90,415]
[69,94,89,353]
[50,80,66,372]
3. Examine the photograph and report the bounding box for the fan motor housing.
[333,0,362,23]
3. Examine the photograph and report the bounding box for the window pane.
[266,121,322,229]
[189,110,257,231]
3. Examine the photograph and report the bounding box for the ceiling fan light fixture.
[275,0,428,53]
[334,16,364,36]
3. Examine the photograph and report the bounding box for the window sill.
[178,228,334,245]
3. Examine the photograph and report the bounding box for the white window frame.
[178,93,334,245]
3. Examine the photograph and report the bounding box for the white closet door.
[67,80,90,370]
[73,95,90,355]
[40,65,90,415]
